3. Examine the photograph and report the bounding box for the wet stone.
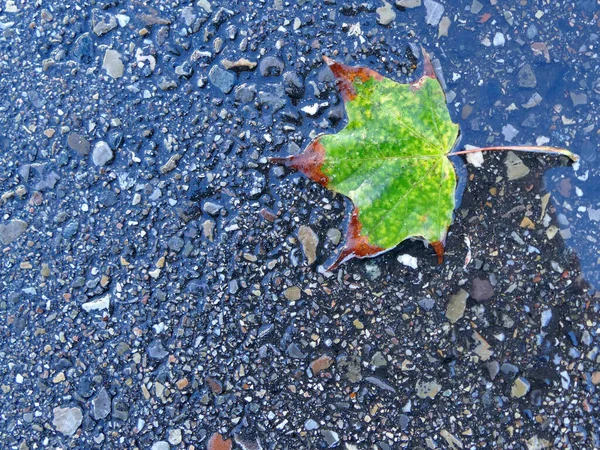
[486,361,500,380]
[501,363,519,376]
[399,414,410,430]
[92,141,113,166]
[92,10,117,36]
[203,201,223,216]
[502,124,519,142]
[511,377,530,398]
[396,0,421,7]
[283,71,305,99]
[62,220,79,239]
[102,50,124,79]
[416,380,442,399]
[147,340,169,359]
[424,0,444,26]
[370,351,387,367]
[570,91,588,106]
[209,66,235,93]
[0,219,28,245]
[376,1,396,25]
[305,419,319,430]
[287,343,306,359]
[311,355,333,375]
[259,56,285,77]
[471,277,494,301]
[517,64,537,88]
[235,84,256,103]
[52,406,82,436]
[445,289,468,323]
[284,286,301,301]
[167,236,185,252]
[298,225,319,265]
[73,33,94,63]
[92,387,111,420]
[112,398,129,421]
[151,442,170,450]
[504,151,530,180]
[67,132,90,155]
[321,430,340,448]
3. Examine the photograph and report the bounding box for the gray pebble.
[517,64,537,88]
[0,219,28,244]
[147,340,169,359]
[287,343,306,359]
[67,132,90,156]
[92,10,117,37]
[283,71,305,99]
[62,220,79,239]
[168,236,185,252]
[526,24,538,39]
[500,362,519,376]
[235,83,257,103]
[486,361,500,380]
[92,388,111,420]
[209,66,235,93]
[52,406,82,436]
[259,56,285,77]
[203,201,223,216]
[321,430,340,448]
[305,419,319,430]
[92,141,114,166]
[151,442,170,450]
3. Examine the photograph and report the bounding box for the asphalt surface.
[0,1,599,449]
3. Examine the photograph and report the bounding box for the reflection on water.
[544,155,600,291]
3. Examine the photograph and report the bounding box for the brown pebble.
[176,378,189,390]
[206,376,223,394]
[207,433,232,450]
[471,277,494,301]
[310,355,333,375]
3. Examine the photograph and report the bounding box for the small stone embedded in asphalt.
[72,33,94,63]
[52,406,83,436]
[287,343,306,359]
[102,49,124,79]
[207,432,232,450]
[92,10,117,36]
[259,56,285,77]
[0,219,28,244]
[297,225,319,265]
[151,442,170,450]
[570,91,588,106]
[321,430,340,448]
[376,1,396,25]
[92,141,114,166]
[82,294,111,313]
[471,277,494,301]
[62,220,79,239]
[310,355,333,375]
[209,66,235,94]
[517,64,537,88]
[424,0,444,26]
[445,289,468,323]
[511,377,531,398]
[283,71,305,99]
[67,132,90,155]
[203,201,223,216]
[416,380,442,399]
[396,0,421,7]
[486,361,500,380]
[147,340,169,359]
[504,151,530,180]
[92,388,111,420]
[502,124,519,142]
[283,286,301,301]
[305,419,319,430]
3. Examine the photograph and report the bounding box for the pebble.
[326,228,341,245]
[73,33,94,63]
[570,92,588,106]
[470,0,483,14]
[424,0,444,26]
[511,377,530,398]
[151,442,170,450]
[67,132,90,155]
[415,380,442,399]
[259,56,285,77]
[92,141,114,166]
[470,277,494,301]
[287,343,306,359]
[284,286,301,301]
[207,432,232,450]
[82,294,111,313]
[102,50,124,79]
[283,71,305,99]
[92,388,111,420]
[486,361,500,380]
[445,289,468,323]
[52,406,82,436]
[305,419,319,430]
[209,66,235,94]
[396,0,421,7]
[0,219,28,244]
[504,151,530,180]
[310,355,333,375]
[147,340,169,359]
[221,58,257,71]
[376,1,396,26]
[92,10,117,36]
[203,201,223,216]
[517,64,537,88]
[493,32,506,46]
[168,429,182,445]
[321,430,340,448]
[298,225,319,265]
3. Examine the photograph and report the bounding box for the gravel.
[0,1,598,449]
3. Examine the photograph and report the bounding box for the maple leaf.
[273,50,578,268]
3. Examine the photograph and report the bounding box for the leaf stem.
[450,146,579,162]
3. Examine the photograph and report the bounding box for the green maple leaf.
[273,50,578,268]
